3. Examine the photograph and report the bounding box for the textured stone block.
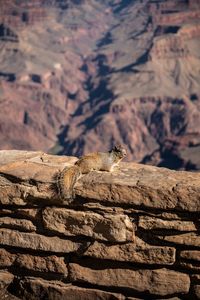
[43,207,134,242]
[0,155,76,206]
[84,238,176,265]
[180,250,200,262]
[1,152,200,212]
[17,277,125,300]
[139,216,197,231]
[0,248,67,274]
[74,163,200,212]
[179,262,200,271]
[69,264,190,296]
[0,229,82,253]
[0,248,16,267]
[158,233,200,247]
[15,254,67,275]
[0,217,36,232]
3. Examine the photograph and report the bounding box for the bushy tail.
[57,165,81,200]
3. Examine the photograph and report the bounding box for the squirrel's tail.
[57,165,81,200]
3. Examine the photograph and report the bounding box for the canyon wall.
[0,150,199,299]
[0,0,200,171]
[0,0,47,30]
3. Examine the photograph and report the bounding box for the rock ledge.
[0,150,199,300]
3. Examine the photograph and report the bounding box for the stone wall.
[0,150,199,300]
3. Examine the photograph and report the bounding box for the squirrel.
[57,144,127,200]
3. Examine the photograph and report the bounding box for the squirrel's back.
[75,152,116,173]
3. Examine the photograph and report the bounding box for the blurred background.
[0,0,200,170]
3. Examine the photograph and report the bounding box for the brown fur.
[57,145,126,200]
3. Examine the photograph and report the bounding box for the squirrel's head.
[111,144,127,159]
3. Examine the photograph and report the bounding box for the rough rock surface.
[43,207,134,242]
[0,150,199,299]
[158,233,200,247]
[69,263,190,296]
[84,238,176,265]
[0,229,82,253]
[16,278,124,300]
[138,216,197,231]
[1,151,199,212]
[0,0,200,171]
[0,217,36,232]
[0,248,67,275]
[180,250,200,261]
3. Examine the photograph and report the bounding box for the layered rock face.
[0,150,199,299]
[0,0,200,170]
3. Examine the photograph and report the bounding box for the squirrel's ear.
[114,143,123,150]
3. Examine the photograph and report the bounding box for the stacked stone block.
[0,150,199,299]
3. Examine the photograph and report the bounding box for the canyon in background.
[0,0,200,170]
